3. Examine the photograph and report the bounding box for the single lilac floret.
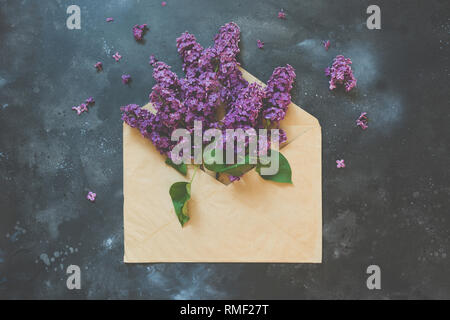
[85,97,95,105]
[122,74,131,84]
[94,62,103,71]
[112,52,122,62]
[336,159,346,168]
[257,40,264,49]
[86,191,96,202]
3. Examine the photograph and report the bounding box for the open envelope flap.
[124,69,322,263]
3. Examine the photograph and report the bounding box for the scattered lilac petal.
[161,1,167,6]
[72,97,94,115]
[106,17,114,22]
[94,62,103,71]
[278,9,286,19]
[356,112,369,130]
[72,103,88,115]
[122,74,131,84]
[323,40,330,51]
[257,39,264,49]
[86,191,97,202]
[229,175,241,182]
[112,52,122,62]
[336,159,346,168]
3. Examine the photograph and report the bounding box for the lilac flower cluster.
[121,104,174,155]
[133,24,148,41]
[325,55,357,92]
[263,64,296,122]
[121,22,296,165]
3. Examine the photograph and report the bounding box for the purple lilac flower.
[106,17,114,22]
[278,9,286,19]
[323,40,330,51]
[122,74,131,84]
[133,24,148,41]
[120,104,147,128]
[179,72,222,128]
[257,40,264,49]
[325,55,357,92]
[112,52,122,62]
[223,82,265,129]
[214,23,248,104]
[262,64,296,123]
[149,55,158,66]
[214,22,241,57]
[176,32,205,78]
[121,104,174,156]
[229,175,241,182]
[86,191,97,202]
[122,22,297,174]
[72,103,88,115]
[94,62,103,71]
[85,97,95,105]
[149,61,187,130]
[176,22,248,105]
[336,159,346,168]
[356,112,368,130]
[151,61,181,91]
[72,97,94,115]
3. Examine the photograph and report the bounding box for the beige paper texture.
[123,69,322,263]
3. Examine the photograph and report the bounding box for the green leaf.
[203,148,255,176]
[165,157,187,176]
[256,150,293,184]
[215,160,254,177]
[169,181,191,227]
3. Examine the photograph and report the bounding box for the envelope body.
[123,69,322,263]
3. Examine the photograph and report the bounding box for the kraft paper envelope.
[123,68,322,263]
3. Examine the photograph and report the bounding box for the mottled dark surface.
[0,0,449,299]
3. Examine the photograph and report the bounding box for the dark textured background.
[0,0,449,299]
